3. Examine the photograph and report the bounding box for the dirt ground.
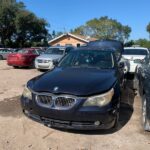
[0,60,150,150]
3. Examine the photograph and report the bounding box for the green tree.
[56,31,63,37]
[72,16,131,42]
[135,39,150,48]
[0,1,49,47]
[0,0,16,6]
[15,10,48,47]
[146,23,150,40]
[124,40,135,47]
[0,4,17,45]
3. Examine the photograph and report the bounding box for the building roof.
[48,33,97,44]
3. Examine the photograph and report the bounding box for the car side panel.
[139,62,150,120]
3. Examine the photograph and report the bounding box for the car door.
[29,50,39,64]
[2,49,9,59]
[5,50,12,59]
[138,56,150,96]
[118,61,125,87]
[1,49,6,59]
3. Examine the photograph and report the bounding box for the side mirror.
[119,62,125,68]
[53,60,59,66]
[65,47,74,54]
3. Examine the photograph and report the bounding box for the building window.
[77,43,80,47]
[65,44,72,47]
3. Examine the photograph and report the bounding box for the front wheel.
[142,95,150,131]
[0,55,3,60]
[113,112,119,129]
[13,66,19,69]
[30,61,35,69]
[113,101,120,129]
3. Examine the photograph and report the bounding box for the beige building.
[48,33,96,47]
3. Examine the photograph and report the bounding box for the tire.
[0,55,3,60]
[30,61,35,69]
[113,112,119,129]
[142,95,150,131]
[13,66,19,69]
[113,101,120,129]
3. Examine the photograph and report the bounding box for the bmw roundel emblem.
[53,86,59,92]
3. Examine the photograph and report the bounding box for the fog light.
[24,110,29,115]
[94,121,100,126]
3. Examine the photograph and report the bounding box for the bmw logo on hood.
[53,86,59,92]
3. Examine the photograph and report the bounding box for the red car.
[7,48,41,68]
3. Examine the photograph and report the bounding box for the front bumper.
[128,61,138,73]
[21,96,119,130]
[35,61,54,70]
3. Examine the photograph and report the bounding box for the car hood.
[28,67,117,96]
[122,55,146,60]
[36,54,63,60]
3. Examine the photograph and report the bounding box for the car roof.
[87,39,124,52]
[72,46,114,52]
[124,47,148,50]
[19,48,37,51]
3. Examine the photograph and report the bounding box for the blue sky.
[18,0,150,40]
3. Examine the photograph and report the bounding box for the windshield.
[45,48,64,55]
[37,49,44,54]
[123,49,148,55]
[59,50,114,69]
[17,49,29,54]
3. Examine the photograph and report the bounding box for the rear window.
[0,49,10,53]
[123,49,148,55]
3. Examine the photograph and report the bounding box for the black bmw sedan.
[21,46,124,130]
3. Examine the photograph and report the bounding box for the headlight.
[83,88,114,107]
[134,59,143,64]
[44,60,51,63]
[22,85,32,100]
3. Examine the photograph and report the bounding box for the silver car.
[35,46,72,70]
[0,49,12,60]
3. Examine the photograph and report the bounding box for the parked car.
[21,40,125,130]
[0,49,12,60]
[7,48,41,68]
[122,47,149,73]
[35,46,73,70]
[88,39,129,77]
[133,54,150,131]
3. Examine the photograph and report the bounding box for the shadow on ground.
[54,80,135,135]
[0,96,22,118]
[0,80,136,135]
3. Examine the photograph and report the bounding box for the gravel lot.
[0,60,150,150]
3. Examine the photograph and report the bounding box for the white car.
[122,47,149,73]
[35,46,73,70]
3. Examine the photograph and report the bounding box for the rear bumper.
[21,97,119,130]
